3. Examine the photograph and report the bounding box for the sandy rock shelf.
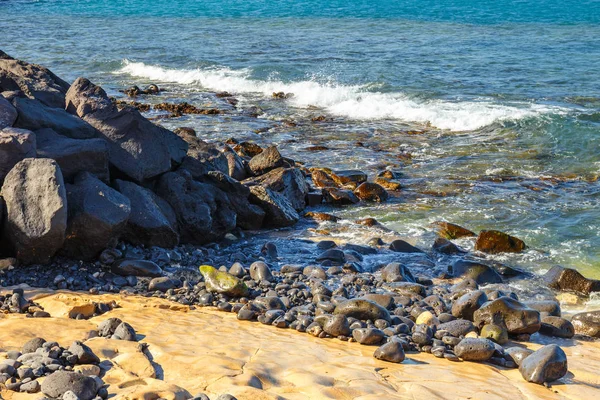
[0,290,599,400]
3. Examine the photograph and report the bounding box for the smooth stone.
[380,262,415,283]
[474,297,541,335]
[321,314,351,337]
[571,311,600,337]
[539,316,575,338]
[352,328,386,345]
[519,344,568,384]
[389,240,423,253]
[112,322,137,341]
[474,230,526,254]
[249,261,273,282]
[454,338,496,361]
[333,299,391,322]
[148,277,178,292]
[374,341,405,363]
[112,260,163,277]
[505,347,534,367]
[480,323,509,344]
[450,260,503,285]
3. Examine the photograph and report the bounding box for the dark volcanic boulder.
[176,129,229,179]
[36,128,109,182]
[451,290,488,321]
[0,52,70,108]
[322,188,359,205]
[473,297,541,334]
[112,259,163,277]
[203,171,265,230]
[450,260,503,285]
[353,182,389,202]
[41,370,98,400]
[216,143,247,181]
[114,179,179,248]
[330,170,367,187]
[1,158,67,264]
[543,265,600,296]
[63,172,131,260]
[432,221,475,239]
[519,344,568,384]
[0,127,36,182]
[374,340,405,363]
[244,167,309,211]
[454,338,495,361]
[438,319,477,337]
[389,239,423,253]
[474,230,526,254]
[539,316,574,338]
[432,237,465,255]
[523,300,561,317]
[571,311,600,337]
[248,146,284,176]
[380,262,415,283]
[333,298,391,322]
[249,185,299,228]
[0,96,17,129]
[65,78,188,182]
[13,97,97,139]
[156,170,236,244]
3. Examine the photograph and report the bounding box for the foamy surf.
[117,60,564,131]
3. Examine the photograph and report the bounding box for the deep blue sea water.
[1,0,600,279]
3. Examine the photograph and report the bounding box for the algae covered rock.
[474,230,526,254]
[199,265,249,297]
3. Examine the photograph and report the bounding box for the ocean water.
[2,0,600,278]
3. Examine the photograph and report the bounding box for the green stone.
[199,265,249,297]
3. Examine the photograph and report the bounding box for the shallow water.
[2,0,600,277]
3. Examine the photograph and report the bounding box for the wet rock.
[519,344,568,384]
[374,340,405,363]
[330,170,367,187]
[234,141,263,157]
[2,158,67,264]
[0,92,18,129]
[62,172,131,260]
[316,249,345,264]
[505,347,533,367]
[571,311,600,337]
[65,77,187,182]
[454,338,495,361]
[249,261,273,282]
[217,143,247,180]
[373,177,401,191]
[539,316,574,338]
[320,314,351,337]
[244,167,308,211]
[199,265,249,297]
[321,188,359,205]
[432,221,475,239]
[353,182,389,202]
[523,301,561,317]
[248,146,284,176]
[438,320,477,337]
[114,179,179,248]
[474,230,526,254]
[352,328,386,345]
[35,128,109,182]
[474,297,541,335]
[389,240,423,253]
[310,169,336,188]
[305,212,340,222]
[0,127,36,182]
[543,266,600,296]
[156,170,237,243]
[249,185,298,227]
[334,299,391,322]
[12,97,97,139]
[149,277,179,292]
[451,290,488,321]
[68,341,100,364]
[112,260,163,277]
[41,370,98,400]
[450,260,503,285]
[381,282,426,297]
[380,262,415,283]
[0,52,70,108]
[480,323,509,344]
[361,294,395,310]
[432,237,466,255]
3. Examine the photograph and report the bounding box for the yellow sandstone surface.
[0,290,599,400]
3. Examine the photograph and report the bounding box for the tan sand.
[0,289,599,400]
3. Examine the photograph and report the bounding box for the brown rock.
[432,221,475,239]
[305,212,340,222]
[474,230,526,254]
[311,169,337,188]
[374,177,401,191]
[322,188,359,205]
[353,182,389,202]
[543,266,600,296]
[248,146,284,176]
[330,170,367,187]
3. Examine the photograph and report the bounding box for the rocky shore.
[2,51,600,399]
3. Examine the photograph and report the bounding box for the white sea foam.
[117,60,564,131]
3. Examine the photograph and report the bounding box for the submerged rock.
[353,182,389,202]
[519,344,568,384]
[450,260,503,285]
[432,221,475,239]
[474,230,526,254]
[199,265,249,297]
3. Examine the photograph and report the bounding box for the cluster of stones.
[0,288,50,317]
[1,337,106,398]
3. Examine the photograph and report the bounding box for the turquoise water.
[1,0,600,276]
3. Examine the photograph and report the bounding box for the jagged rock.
[519,344,568,384]
[248,185,298,228]
[41,371,98,400]
[1,158,66,264]
[543,265,600,296]
[389,239,423,253]
[333,299,391,322]
[450,260,503,285]
[156,170,236,244]
[353,182,388,202]
[36,128,109,182]
[114,179,179,248]
[311,169,337,188]
[176,130,229,179]
[452,290,488,321]
[381,262,415,283]
[112,260,163,277]
[432,221,475,239]
[571,311,600,337]
[244,167,308,211]
[12,97,97,139]
[0,52,70,108]
[322,188,359,205]
[203,171,265,230]
[199,265,249,297]
[216,143,247,180]
[68,341,100,364]
[330,170,367,187]
[0,127,36,182]
[539,316,574,338]
[0,96,17,129]
[62,172,130,260]
[474,230,526,254]
[248,146,284,176]
[474,297,541,334]
[65,78,187,182]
